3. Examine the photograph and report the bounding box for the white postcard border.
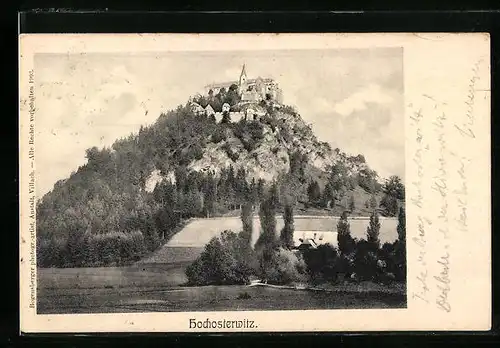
[19,33,491,332]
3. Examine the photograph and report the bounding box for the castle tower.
[239,64,248,92]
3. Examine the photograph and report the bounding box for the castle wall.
[214,112,245,123]
[241,91,261,102]
[204,66,283,107]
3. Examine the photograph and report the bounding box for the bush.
[90,231,147,266]
[212,127,227,143]
[259,247,307,285]
[381,240,406,281]
[37,230,147,268]
[192,144,204,160]
[237,292,252,300]
[352,240,381,281]
[221,143,239,162]
[380,194,398,216]
[37,237,66,267]
[185,230,256,286]
[232,120,264,152]
[302,244,340,283]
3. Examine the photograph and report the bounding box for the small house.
[294,231,338,250]
[205,104,215,117]
[190,102,205,116]
[297,238,318,251]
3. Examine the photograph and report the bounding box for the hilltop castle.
[204,64,283,104]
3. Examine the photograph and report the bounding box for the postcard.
[19,33,490,332]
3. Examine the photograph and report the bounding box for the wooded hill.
[36,94,404,268]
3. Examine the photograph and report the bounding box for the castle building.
[204,64,283,104]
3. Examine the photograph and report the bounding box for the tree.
[240,202,253,247]
[202,174,217,217]
[255,195,278,250]
[185,230,254,285]
[349,195,355,213]
[322,182,335,208]
[383,175,405,200]
[289,151,307,179]
[397,206,406,243]
[337,211,355,255]
[221,110,231,124]
[268,182,280,209]
[380,194,398,216]
[395,206,407,280]
[280,204,294,249]
[235,167,249,204]
[307,181,321,206]
[257,179,265,201]
[224,84,241,106]
[369,195,377,210]
[366,210,381,250]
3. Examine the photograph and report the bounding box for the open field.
[37,259,406,314]
[164,216,398,248]
[38,268,405,314]
[38,262,190,290]
[37,215,404,314]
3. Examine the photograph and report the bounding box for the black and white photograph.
[19,33,490,332]
[33,47,406,314]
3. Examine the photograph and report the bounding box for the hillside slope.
[36,97,402,268]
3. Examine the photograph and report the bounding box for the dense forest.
[36,90,405,268]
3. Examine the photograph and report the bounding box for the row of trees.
[186,183,306,285]
[185,179,407,286]
[306,172,404,217]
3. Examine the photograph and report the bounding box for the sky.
[34,48,404,199]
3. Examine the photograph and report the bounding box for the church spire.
[239,64,247,85]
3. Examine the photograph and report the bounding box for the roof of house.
[204,81,239,89]
[204,77,276,89]
[298,238,318,249]
[247,77,275,84]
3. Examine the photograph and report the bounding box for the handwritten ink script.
[409,61,480,314]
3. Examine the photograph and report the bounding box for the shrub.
[352,240,381,281]
[380,194,398,216]
[259,247,307,285]
[37,230,147,268]
[232,121,264,152]
[212,127,227,143]
[185,230,256,286]
[382,240,406,281]
[221,143,239,162]
[192,144,204,160]
[302,244,340,283]
[37,237,66,267]
[237,292,252,300]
